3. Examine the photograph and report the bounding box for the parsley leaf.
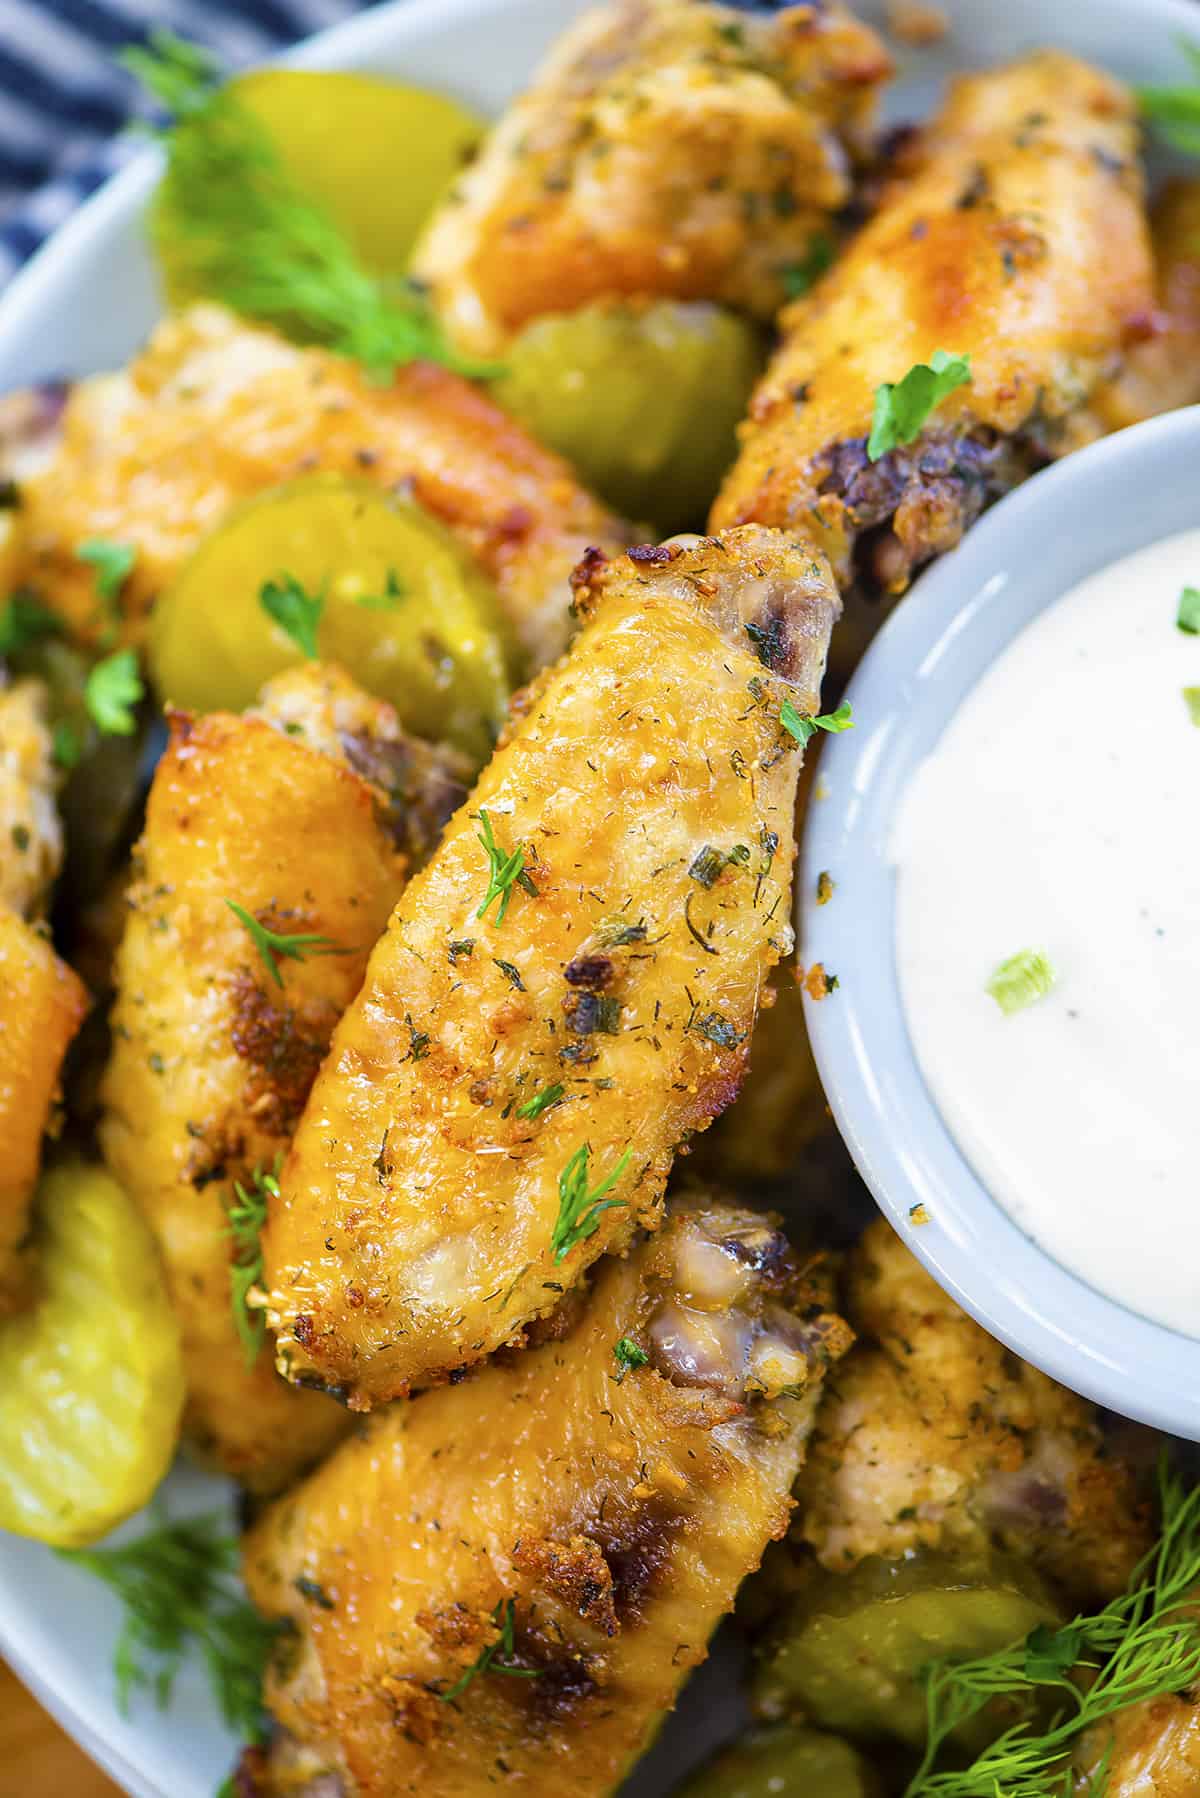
[0,592,61,656]
[1139,43,1200,155]
[260,574,323,660]
[613,1336,650,1376]
[439,1598,539,1703]
[121,31,495,382]
[85,648,144,736]
[780,697,853,747]
[552,1143,632,1262]
[475,808,536,927]
[516,1082,564,1121]
[58,1511,280,1741]
[77,537,137,601]
[1177,586,1200,634]
[781,233,835,299]
[225,900,346,988]
[356,568,406,611]
[225,1161,277,1367]
[986,948,1056,1016]
[867,350,972,462]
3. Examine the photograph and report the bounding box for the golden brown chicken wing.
[242,1196,852,1798]
[1073,1691,1200,1795]
[1094,176,1200,429]
[263,527,839,1410]
[0,904,88,1315]
[414,0,890,357]
[713,51,1154,605]
[99,665,467,1493]
[796,1220,1152,1608]
[10,304,632,670]
[0,679,63,918]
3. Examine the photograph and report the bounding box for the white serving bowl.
[801,406,1200,1442]
[2,0,1199,1792]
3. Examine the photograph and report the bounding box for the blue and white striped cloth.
[0,0,376,289]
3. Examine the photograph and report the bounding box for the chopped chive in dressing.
[986,949,1056,1016]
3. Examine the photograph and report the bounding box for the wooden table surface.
[0,1659,121,1798]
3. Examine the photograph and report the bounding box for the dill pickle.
[155,69,483,304]
[678,1726,882,1797]
[490,301,764,534]
[147,474,511,760]
[0,1163,185,1546]
[752,1552,1061,1749]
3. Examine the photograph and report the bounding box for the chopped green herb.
[1177,586,1200,634]
[516,1082,564,1121]
[596,917,648,947]
[439,1598,538,1703]
[493,957,526,991]
[1184,687,1200,726]
[780,697,853,746]
[225,1160,277,1366]
[564,991,621,1036]
[1139,44,1200,156]
[405,1013,431,1061]
[85,648,144,736]
[0,592,61,656]
[867,351,972,462]
[293,1575,335,1611]
[781,233,835,299]
[77,537,136,602]
[688,843,751,888]
[816,870,835,905]
[355,568,406,610]
[691,1010,745,1050]
[52,720,82,770]
[121,31,494,382]
[448,938,475,965]
[613,1336,650,1379]
[260,574,323,659]
[905,1460,1200,1797]
[475,808,535,927]
[225,899,346,988]
[58,1511,280,1740]
[986,948,1056,1016]
[552,1143,632,1262]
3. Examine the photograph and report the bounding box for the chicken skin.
[797,1221,1152,1609]
[264,526,840,1410]
[0,679,63,919]
[1095,177,1200,429]
[8,304,632,670]
[414,0,890,357]
[713,51,1154,602]
[1073,1692,1200,1795]
[99,666,467,1493]
[242,1196,853,1798]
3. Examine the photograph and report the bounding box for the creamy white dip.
[892,528,1200,1337]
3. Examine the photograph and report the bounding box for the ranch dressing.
[892,528,1200,1337]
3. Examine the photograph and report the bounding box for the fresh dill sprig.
[475,808,536,928]
[225,899,346,988]
[516,1082,564,1121]
[439,1597,539,1703]
[906,1460,1200,1797]
[58,1511,280,1742]
[552,1143,632,1262]
[225,1161,279,1367]
[121,30,494,382]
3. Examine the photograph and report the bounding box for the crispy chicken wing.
[264,527,839,1410]
[713,51,1154,602]
[413,0,890,356]
[797,1220,1152,1608]
[10,305,632,670]
[0,904,88,1315]
[99,666,467,1493]
[0,679,63,918]
[242,1196,852,1798]
[1095,177,1200,429]
[1073,1692,1200,1795]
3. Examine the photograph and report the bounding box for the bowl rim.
[799,402,1200,1439]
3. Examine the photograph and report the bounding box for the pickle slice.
[0,1163,185,1546]
[490,300,764,534]
[147,473,511,760]
[678,1725,882,1797]
[154,69,483,303]
[752,1551,1061,1749]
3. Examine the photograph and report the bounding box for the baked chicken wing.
[1073,1691,1200,1795]
[713,51,1154,603]
[264,526,839,1409]
[242,1196,852,1798]
[0,678,63,919]
[1094,176,1200,429]
[797,1220,1152,1608]
[9,304,631,670]
[99,666,466,1493]
[414,0,890,356]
